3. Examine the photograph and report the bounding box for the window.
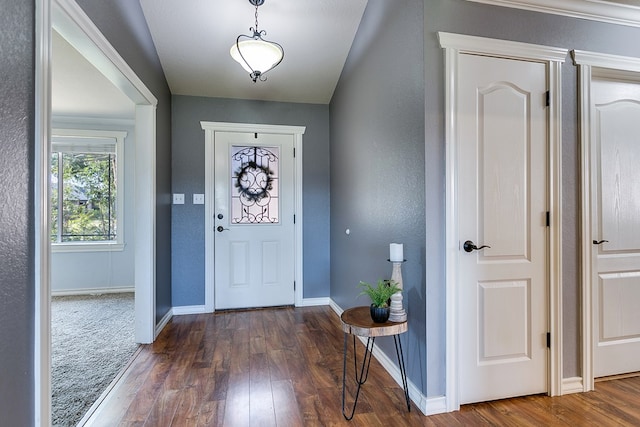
[50,129,126,251]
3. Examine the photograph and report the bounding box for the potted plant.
[358,279,401,323]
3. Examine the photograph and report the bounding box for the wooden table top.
[340,306,408,337]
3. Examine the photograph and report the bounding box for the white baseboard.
[298,297,330,307]
[172,305,207,316]
[329,298,343,316]
[172,299,331,314]
[51,286,134,296]
[561,376,584,394]
[423,395,447,416]
[154,308,173,339]
[328,299,433,416]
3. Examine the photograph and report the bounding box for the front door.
[457,53,549,404]
[213,131,295,310]
[591,74,640,378]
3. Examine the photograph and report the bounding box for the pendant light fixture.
[230,0,284,83]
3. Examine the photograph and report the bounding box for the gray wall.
[331,0,640,399]
[330,0,428,394]
[171,96,330,306]
[0,0,35,423]
[76,0,173,323]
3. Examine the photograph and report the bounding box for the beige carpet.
[51,293,138,427]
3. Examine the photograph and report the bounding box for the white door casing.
[439,32,567,410]
[202,122,305,312]
[213,132,295,309]
[574,50,640,390]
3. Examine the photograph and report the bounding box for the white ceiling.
[52,0,640,119]
[139,0,368,104]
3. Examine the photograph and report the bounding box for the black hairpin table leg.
[394,335,411,411]
[342,333,376,420]
[340,306,410,420]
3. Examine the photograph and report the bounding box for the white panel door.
[458,54,548,404]
[214,131,295,309]
[592,76,640,377]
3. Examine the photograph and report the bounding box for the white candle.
[390,243,403,262]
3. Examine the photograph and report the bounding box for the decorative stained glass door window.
[230,145,279,224]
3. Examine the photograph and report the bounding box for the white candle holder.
[388,259,407,323]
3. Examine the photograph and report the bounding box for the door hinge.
[545,90,550,107]
[294,281,296,290]
[293,214,296,224]
[546,332,551,348]
[546,211,550,227]
[254,132,258,139]
[293,147,296,158]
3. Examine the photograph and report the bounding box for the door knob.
[216,226,229,232]
[592,239,609,245]
[463,240,491,253]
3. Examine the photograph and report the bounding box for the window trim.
[51,128,127,252]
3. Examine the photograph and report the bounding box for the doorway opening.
[36,0,157,424]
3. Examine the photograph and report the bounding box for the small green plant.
[358,279,401,308]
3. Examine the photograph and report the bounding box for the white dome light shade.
[230,38,284,75]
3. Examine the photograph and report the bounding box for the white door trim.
[572,49,640,392]
[36,0,158,423]
[201,122,305,311]
[438,32,567,411]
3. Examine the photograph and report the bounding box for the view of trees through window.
[50,151,117,242]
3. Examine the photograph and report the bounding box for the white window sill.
[51,242,125,253]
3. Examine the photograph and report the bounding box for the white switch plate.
[173,193,185,204]
[193,194,205,205]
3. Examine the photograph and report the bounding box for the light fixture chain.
[254,4,259,32]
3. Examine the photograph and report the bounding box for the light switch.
[173,193,185,204]
[193,194,205,205]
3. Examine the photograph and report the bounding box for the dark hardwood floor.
[84,306,640,426]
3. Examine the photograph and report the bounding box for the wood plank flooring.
[84,306,640,426]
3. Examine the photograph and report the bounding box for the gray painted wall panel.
[330,0,427,394]
[0,0,35,423]
[75,0,173,323]
[171,96,330,306]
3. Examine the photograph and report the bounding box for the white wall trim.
[52,114,135,128]
[299,297,330,307]
[51,286,134,297]
[35,0,51,424]
[155,308,173,339]
[571,49,640,393]
[134,104,157,345]
[561,376,585,395]
[172,305,208,316]
[438,32,567,411]
[437,32,568,63]
[465,0,640,28]
[201,121,305,312]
